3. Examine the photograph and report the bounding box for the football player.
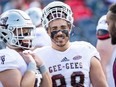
[30,1,108,87]
[0,9,52,87]
[106,3,116,86]
[96,15,115,87]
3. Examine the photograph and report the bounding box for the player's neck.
[52,41,71,51]
[15,48,24,52]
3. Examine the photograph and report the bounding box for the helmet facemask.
[12,27,35,49]
[47,7,67,21]
[0,9,36,50]
[41,1,74,29]
[0,25,35,50]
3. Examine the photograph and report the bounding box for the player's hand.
[30,52,44,67]
[21,50,44,67]
[19,50,36,64]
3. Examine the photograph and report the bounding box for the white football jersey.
[32,27,51,47]
[0,47,27,87]
[96,15,115,87]
[107,48,116,87]
[34,41,100,87]
[0,47,42,87]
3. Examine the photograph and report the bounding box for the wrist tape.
[38,64,47,74]
[27,62,37,72]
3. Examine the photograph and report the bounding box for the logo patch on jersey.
[61,57,69,62]
[0,55,5,64]
[73,55,82,60]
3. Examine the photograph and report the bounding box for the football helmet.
[41,1,74,29]
[96,15,110,40]
[26,7,42,27]
[0,9,35,49]
[96,15,108,31]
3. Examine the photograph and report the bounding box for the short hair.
[109,3,116,14]
[108,3,116,21]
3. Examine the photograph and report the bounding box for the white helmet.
[96,15,108,31]
[26,7,42,27]
[41,1,74,29]
[0,9,35,49]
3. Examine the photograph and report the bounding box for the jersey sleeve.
[0,53,18,72]
[73,41,101,60]
[96,29,110,40]
[96,15,110,40]
[85,42,101,60]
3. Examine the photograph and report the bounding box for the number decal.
[52,71,84,87]
[0,55,5,64]
[71,72,84,87]
[52,74,66,87]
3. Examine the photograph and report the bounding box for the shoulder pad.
[96,29,110,40]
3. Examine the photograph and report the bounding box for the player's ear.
[46,28,51,36]
[67,22,71,30]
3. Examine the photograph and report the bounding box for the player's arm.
[0,64,36,87]
[20,63,36,87]
[96,29,115,77]
[30,52,52,87]
[21,50,52,87]
[19,52,37,87]
[90,56,108,87]
[0,69,22,87]
[96,39,115,76]
[40,70,52,87]
[34,56,52,87]
[0,53,36,87]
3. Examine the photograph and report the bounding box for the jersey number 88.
[52,71,84,87]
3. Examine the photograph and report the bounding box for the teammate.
[29,1,108,87]
[25,7,51,48]
[96,15,115,87]
[106,3,116,86]
[0,9,52,87]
